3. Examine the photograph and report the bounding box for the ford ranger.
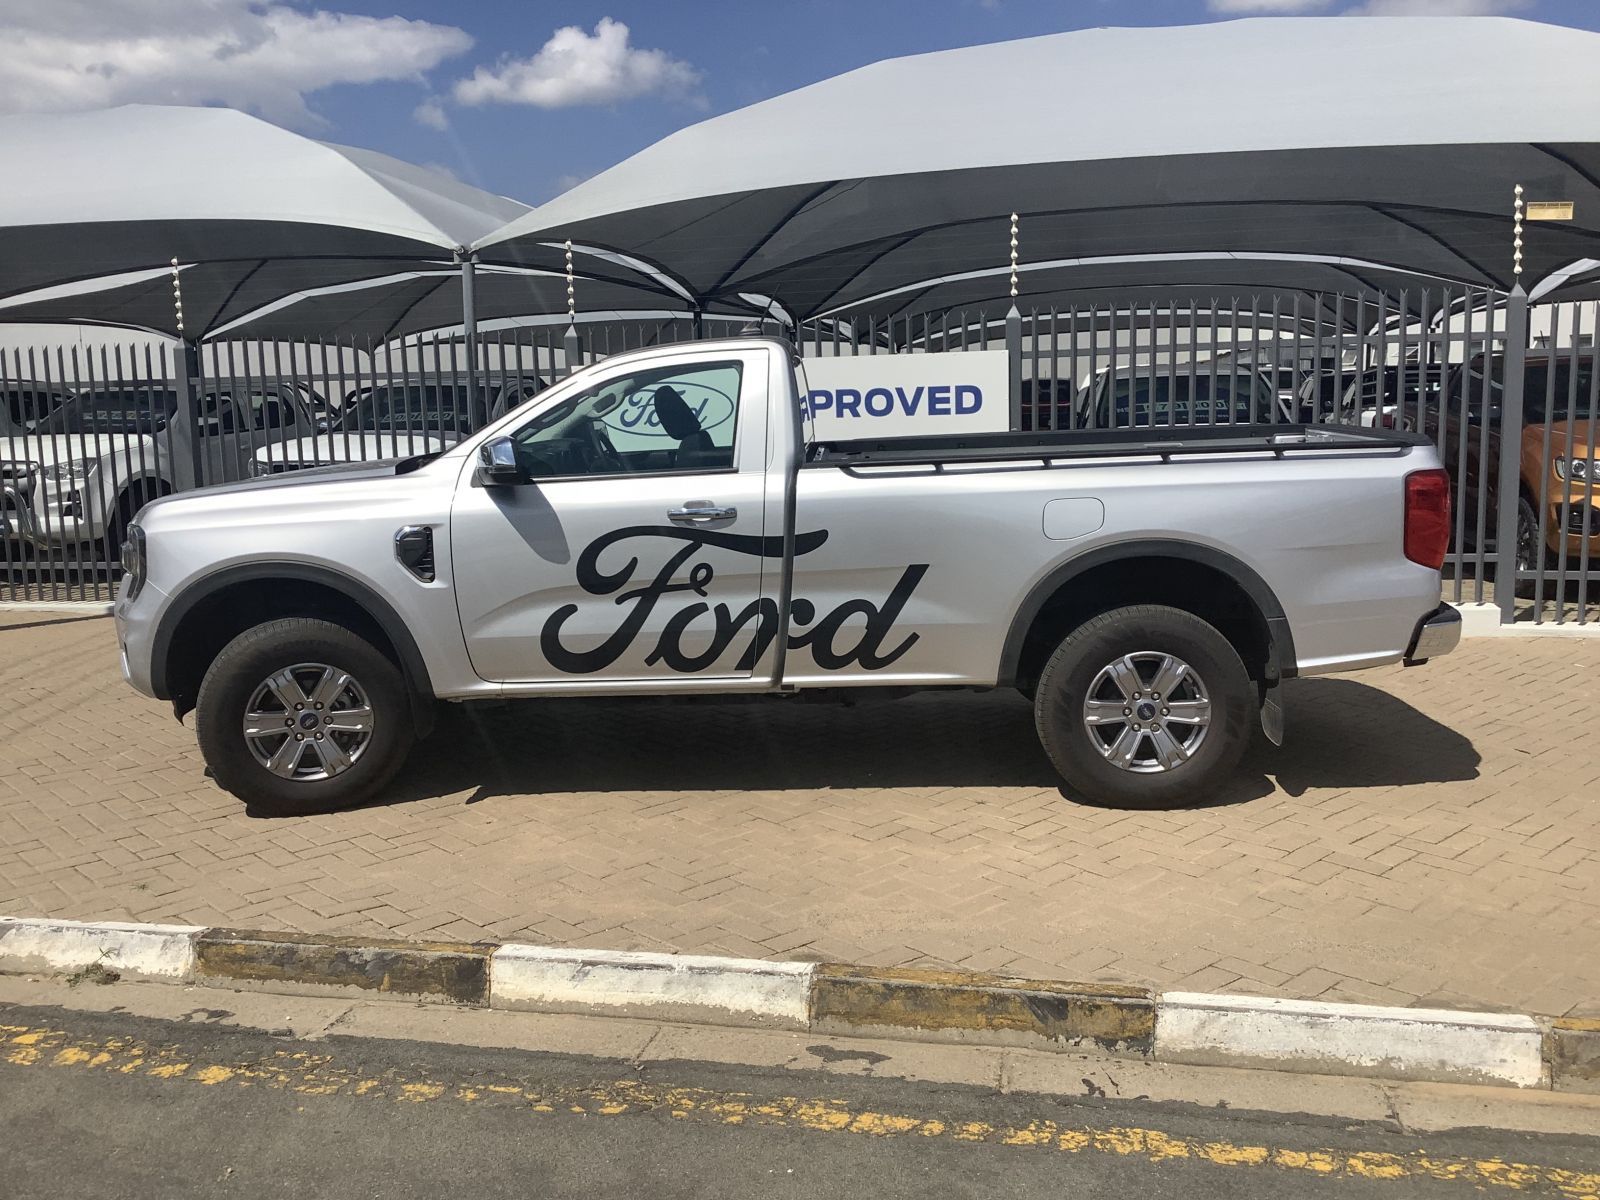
[113,338,1461,816]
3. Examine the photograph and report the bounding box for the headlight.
[48,459,95,482]
[1555,457,1595,482]
[119,523,147,601]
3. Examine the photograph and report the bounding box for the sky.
[1,0,1598,208]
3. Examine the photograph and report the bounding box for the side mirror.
[475,436,527,487]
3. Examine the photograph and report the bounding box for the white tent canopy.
[0,106,567,336]
[476,17,1600,319]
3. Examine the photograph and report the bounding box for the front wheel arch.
[152,563,435,734]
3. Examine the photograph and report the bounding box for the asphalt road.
[4,1002,1598,1200]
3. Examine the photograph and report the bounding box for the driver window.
[509,360,741,479]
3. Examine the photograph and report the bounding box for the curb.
[810,963,1153,1053]
[2,915,1593,1093]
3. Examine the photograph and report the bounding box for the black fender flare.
[150,561,436,731]
[996,539,1297,686]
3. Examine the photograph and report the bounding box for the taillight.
[1404,469,1451,570]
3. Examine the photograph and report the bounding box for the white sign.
[801,350,1010,439]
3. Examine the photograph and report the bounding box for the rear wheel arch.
[151,562,435,733]
[999,540,1294,696]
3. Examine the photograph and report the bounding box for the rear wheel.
[1034,604,1253,809]
[195,617,414,815]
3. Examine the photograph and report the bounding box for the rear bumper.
[1404,603,1461,666]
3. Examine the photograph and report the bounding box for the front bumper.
[1403,603,1462,666]
[113,576,167,699]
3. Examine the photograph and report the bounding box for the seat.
[652,386,718,467]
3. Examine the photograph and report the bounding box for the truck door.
[450,346,784,686]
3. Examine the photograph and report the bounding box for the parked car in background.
[0,381,321,557]
[1075,365,1289,428]
[2,381,71,551]
[252,377,544,473]
[1423,352,1599,586]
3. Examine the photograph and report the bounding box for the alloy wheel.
[1082,651,1211,773]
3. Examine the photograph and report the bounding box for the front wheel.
[195,618,415,815]
[1513,496,1551,600]
[1034,605,1254,809]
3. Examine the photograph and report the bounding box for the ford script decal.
[539,526,928,675]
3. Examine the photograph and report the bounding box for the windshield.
[1455,360,1597,425]
[38,389,178,435]
[340,385,473,433]
[1090,372,1277,427]
[3,386,64,434]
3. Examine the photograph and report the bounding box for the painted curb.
[1450,602,1600,639]
[1548,1019,1600,1095]
[194,929,492,1006]
[0,602,113,615]
[1157,992,1545,1088]
[0,916,1585,1090]
[0,916,200,981]
[811,963,1154,1053]
[491,945,811,1028]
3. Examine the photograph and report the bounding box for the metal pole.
[1496,286,1530,624]
[1495,186,1531,625]
[175,338,203,492]
[459,253,483,428]
[1006,211,1022,430]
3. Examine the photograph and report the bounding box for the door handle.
[668,503,737,524]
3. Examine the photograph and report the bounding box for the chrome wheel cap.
[243,663,373,781]
[1083,651,1211,774]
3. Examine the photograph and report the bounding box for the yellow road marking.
[2,1023,1596,1197]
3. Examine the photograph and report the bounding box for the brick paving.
[1,608,1598,1018]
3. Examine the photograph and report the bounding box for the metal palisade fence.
[3,289,1597,624]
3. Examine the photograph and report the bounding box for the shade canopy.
[823,254,1485,331]
[206,268,762,342]
[0,105,580,334]
[0,258,726,342]
[477,17,1600,321]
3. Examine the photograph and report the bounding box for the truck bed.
[807,423,1424,468]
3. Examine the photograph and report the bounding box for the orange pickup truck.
[1427,352,1600,583]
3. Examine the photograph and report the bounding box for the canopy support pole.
[173,338,204,493]
[1006,212,1023,430]
[459,252,482,427]
[1496,187,1530,626]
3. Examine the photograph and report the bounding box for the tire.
[195,617,415,815]
[1513,495,1550,600]
[1033,604,1254,810]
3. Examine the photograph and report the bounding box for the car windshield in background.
[1522,364,1598,424]
[1456,361,1597,425]
[340,386,473,433]
[38,389,179,434]
[3,387,65,433]
[1099,374,1273,426]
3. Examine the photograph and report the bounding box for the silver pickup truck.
[114,337,1460,816]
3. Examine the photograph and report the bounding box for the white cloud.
[1343,0,1530,12]
[413,97,449,130]
[1208,0,1331,11]
[1209,0,1530,10]
[0,1,473,128]
[453,17,702,110]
